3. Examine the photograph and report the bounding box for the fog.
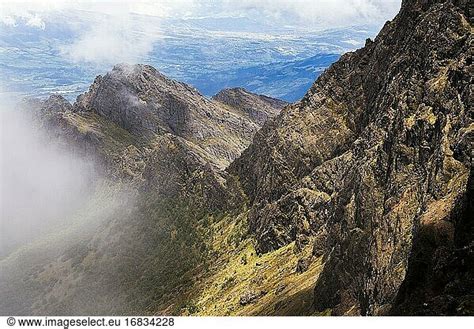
[0,93,142,315]
[0,95,97,259]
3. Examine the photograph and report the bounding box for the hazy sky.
[1,0,401,65]
[1,0,401,28]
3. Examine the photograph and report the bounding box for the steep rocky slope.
[230,0,473,315]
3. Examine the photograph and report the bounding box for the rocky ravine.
[1,0,472,316]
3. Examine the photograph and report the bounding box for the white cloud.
[59,16,160,65]
[0,0,401,25]
[0,11,45,30]
[1,0,401,64]
[0,95,97,256]
[0,1,49,29]
[25,13,45,29]
[127,0,197,17]
[1,16,17,27]
[220,0,401,28]
[0,1,171,65]
[0,0,196,19]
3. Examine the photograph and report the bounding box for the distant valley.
[0,10,379,101]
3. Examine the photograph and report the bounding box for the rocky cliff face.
[230,0,473,315]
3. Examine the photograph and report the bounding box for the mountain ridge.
[0,64,289,315]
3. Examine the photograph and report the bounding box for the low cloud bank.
[0,96,96,258]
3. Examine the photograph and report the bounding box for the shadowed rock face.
[230,0,472,315]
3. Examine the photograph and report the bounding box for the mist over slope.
[0,97,98,258]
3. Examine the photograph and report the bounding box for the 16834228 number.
[125,317,175,327]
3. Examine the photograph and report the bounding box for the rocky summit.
[0,0,472,316]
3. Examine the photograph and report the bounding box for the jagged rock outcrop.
[230,0,473,315]
[26,66,285,198]
[73,64,279,167]
[28,94,74,113]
